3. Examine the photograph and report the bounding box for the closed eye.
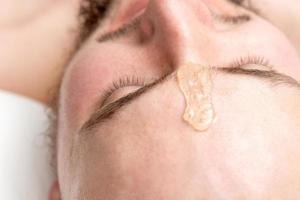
[79,66,300,134]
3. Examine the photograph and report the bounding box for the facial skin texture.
[250,0,300,55]
[53,0,300,199]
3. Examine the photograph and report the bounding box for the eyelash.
[104,56,271,102]
[102,75,146,103]
[230,56,272,68]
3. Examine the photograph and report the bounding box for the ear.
[48,180,61,200]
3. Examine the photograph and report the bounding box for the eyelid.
[229,56,273,69]
[104,56,271,107]
[101,56,270,111]
[100,75,147,107]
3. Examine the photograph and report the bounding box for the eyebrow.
[79,67,300,134]
[80,72,173,132]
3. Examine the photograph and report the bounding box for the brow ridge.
[80,72,173,133]
[79,67,300,134]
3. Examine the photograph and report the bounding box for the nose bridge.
[145,0,215,64]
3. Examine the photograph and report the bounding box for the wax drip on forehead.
[177,63,216,132]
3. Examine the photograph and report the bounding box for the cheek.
[61,58,111,129]
[244,20,300,77]
[60,42,167,130]
[219,18,300,82]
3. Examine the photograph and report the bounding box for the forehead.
[73,73,300,199]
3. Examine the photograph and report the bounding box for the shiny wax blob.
[177,63,216,132]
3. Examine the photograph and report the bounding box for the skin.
[49,0,300,199]
[1,0,300,105]
[251,0,300,55]
[0,0,79,103]
[1,0,300,199]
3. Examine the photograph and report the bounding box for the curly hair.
[78,0,112,44]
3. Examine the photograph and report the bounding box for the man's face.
[55,0,300,199]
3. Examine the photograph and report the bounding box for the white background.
[0,90,54,200]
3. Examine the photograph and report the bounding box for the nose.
[144,0,217,65]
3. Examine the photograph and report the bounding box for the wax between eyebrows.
[177,63,216,132]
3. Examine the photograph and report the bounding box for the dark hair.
[78,0,111,43]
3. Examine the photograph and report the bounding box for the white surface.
[0,90,54,200]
